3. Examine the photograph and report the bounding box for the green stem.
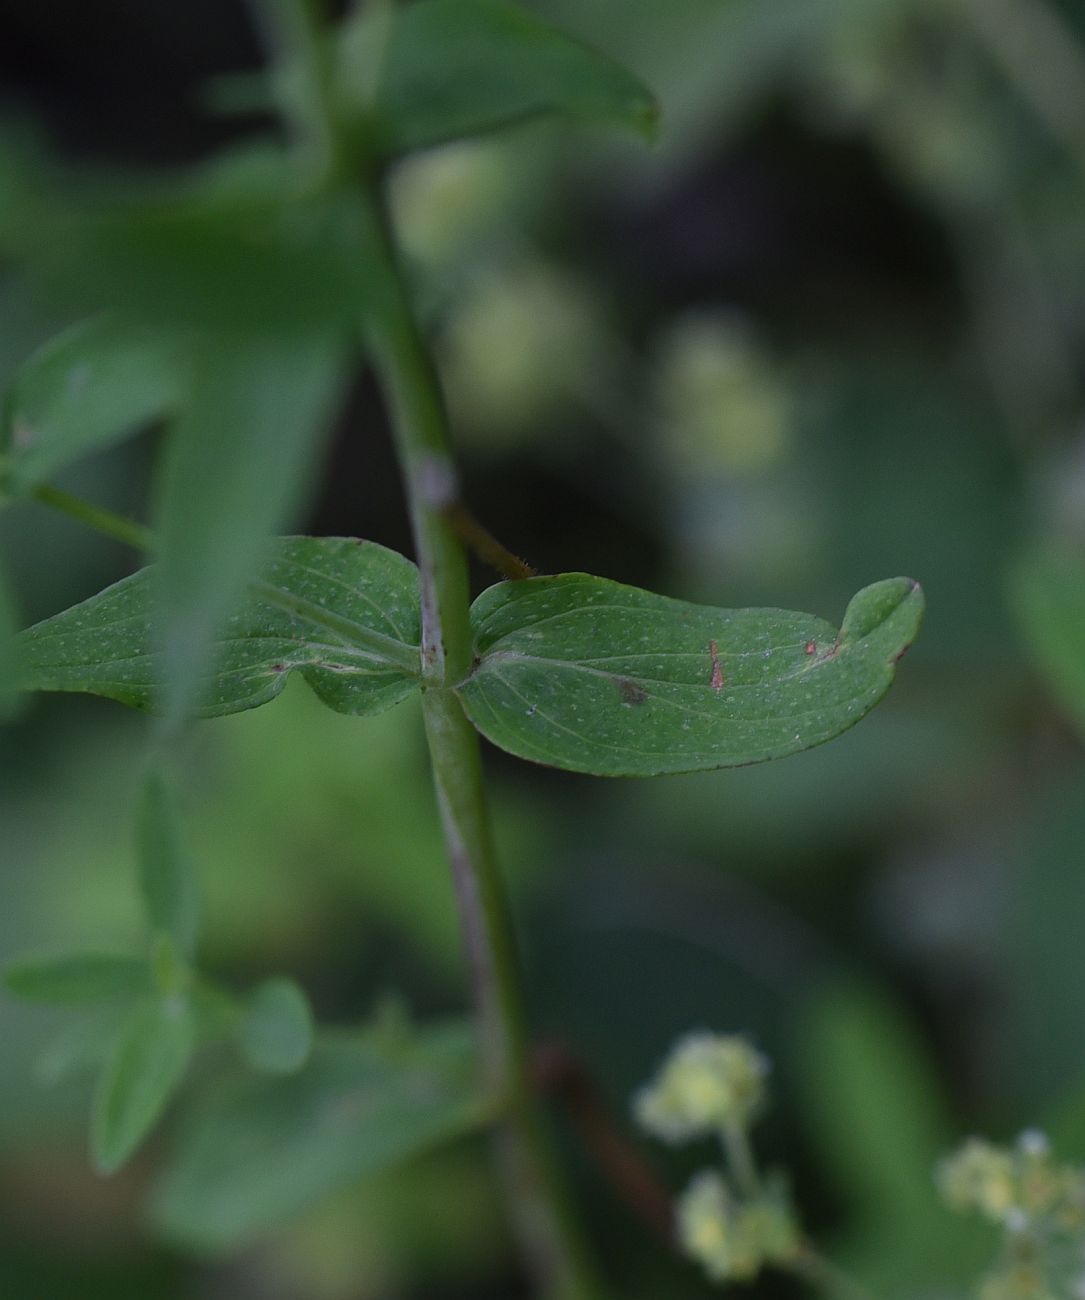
[31,484,154,552]
[242,5,600,1291]
[360,187,606,1300]
[786,1243,876,1300]
[721,1122,760,1199]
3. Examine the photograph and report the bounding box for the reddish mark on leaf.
[270,663,286,674]
[709,640,725,693]
[804,640,817,655]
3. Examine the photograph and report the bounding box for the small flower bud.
[1019,1130,1050,1159]
[938,1139,1017,1222]
[675,1169,801,1284]
[1004,1208,1029,1236]
[635,1032,769,1143]
[676,1171,742,1281]
[939,1132,1085,1294]
[741,1182,802,1267]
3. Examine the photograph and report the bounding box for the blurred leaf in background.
[793,977,991,1293]
[1011,546,1085,741]
[152,1019,482,1253]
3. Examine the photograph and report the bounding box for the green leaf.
[17,536,421,718]
[460,574,924,776]
[92,995,196,1175]
[342,0,658,154]
[137,770,201,956]
[151,1019,484,1251]
[239,977,315,1075]
[35,1004,136,1086]
[1,315,181,494]
[5,953,149,1004]
[1010,547,1085,739]
[152,331,347,721]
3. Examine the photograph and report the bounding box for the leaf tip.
[839,577,924,662]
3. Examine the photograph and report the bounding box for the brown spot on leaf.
[804,640,817,655]
[617,677,647,706]
[709,640,725,693]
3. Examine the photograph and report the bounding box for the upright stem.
[361,187,605,1300]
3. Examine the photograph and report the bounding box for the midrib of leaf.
[248,578,420,675]
[19,579,420,677]
[13,481,423,681]
[470,647,833,687]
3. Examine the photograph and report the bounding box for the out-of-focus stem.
[360,184,607,1300]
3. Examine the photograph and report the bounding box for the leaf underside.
[459,575,925,777]
[152,1021,481,1251]
[17,537,421,718]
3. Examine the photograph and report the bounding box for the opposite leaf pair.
[16,535,925,777]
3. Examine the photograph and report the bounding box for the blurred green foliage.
[4,0,1085,1296]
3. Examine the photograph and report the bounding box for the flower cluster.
[676,1170,800,1283]
[635,1032,799,1285]
[634,1032,769,1144]
[938,1131,1085,1299]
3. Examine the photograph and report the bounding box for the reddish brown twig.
[532,1040,675,1243]
[442,500,536,581]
